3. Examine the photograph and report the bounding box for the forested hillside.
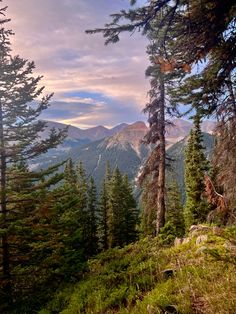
[0,0,235,313]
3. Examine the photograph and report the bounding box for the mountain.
[41,120,128,141]
[201,120,216,134]
[68,121,150,186]
[31,119,216,188]
[166,119,192,147]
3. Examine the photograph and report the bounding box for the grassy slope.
[40,226,236,314]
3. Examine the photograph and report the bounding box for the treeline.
[1,158,138,312]
[0,5,139,312]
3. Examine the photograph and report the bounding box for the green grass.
[40,226,236,314]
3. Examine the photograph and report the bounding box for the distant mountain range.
[41,120,129,141]
[31,119,216,188]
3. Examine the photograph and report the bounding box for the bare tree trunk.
[156,73,166,235]
[0,101,12,304]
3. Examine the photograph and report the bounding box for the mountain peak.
[103,121,148,157]
[126,121,147,130]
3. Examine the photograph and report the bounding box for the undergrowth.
[40,226,236,314]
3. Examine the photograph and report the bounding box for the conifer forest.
[0,1,235,313]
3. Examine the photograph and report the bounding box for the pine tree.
[184,114,209,229]
[166,180,184,237]
[98,162,112,250]
[87,0,235,111]
[3,162,65,312]
[140,177,157,237]
[108,168,124,248]
[98,178,110,250]
[86,177,98,256]
[0,6,65,305]
[159,179,185,243]
[108,168,138,248]
[64,158,77,186]
[122,175,138,244]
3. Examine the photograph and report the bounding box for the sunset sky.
[6,0,149,128]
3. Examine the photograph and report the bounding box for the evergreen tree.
[108,168,138,248]
[184,114,209,229]
[159,179,185,244]
[122,175,138,244]
[3,162,65,312]
[52,159,84,280]
[166,180,185,238]
[0,6,65,306]
[87,0,235,231]
[140,177,157,237]
[64,158,77,186]
[87,0,235,112]
[98,178,110,250]
[86,177,98,256]
[98,162,112,250]
[108,168,124,248]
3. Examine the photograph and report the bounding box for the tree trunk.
[0,101,12,304]
[156,73,166,235]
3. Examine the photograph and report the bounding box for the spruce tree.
[64,158,77,186]
[108,168,124,248]
[86,177,98,256]
[159,179,184,243]
[0,6,65,305]
[184,114,209,229]
[108,168,138,248]
[122,175,138,244]
[98,178,110,250]
[166,180,184,237]
[140,177,157,237]
[98,162,112,250]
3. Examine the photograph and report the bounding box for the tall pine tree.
[184,114,209,229]
[0,5,65,306]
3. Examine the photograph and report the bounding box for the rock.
[212,226,223,236]
[189,225,211,237]
[174,237,183,246]
[196,235,208,245]
[196,246,208,254]
[162,269,175,279]
[182,237,190,244]
[223,242,236,251]
[162,304,179,313]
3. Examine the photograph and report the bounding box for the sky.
[6,0,149,128]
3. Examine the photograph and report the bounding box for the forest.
[0,0,235,313]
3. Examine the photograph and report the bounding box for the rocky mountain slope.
[31,119,216,187]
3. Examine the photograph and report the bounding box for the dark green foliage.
[40,227,236,314]
[86,177,98,256]
[108,168,138,248]
[0,7,66,311]
[140,178,156,237]
[184,115,209,229]
[159,180,185,244]
[98,164,111,250]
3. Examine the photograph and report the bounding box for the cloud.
[6,0,149,127]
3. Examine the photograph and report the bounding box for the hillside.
[40,225,236,314]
